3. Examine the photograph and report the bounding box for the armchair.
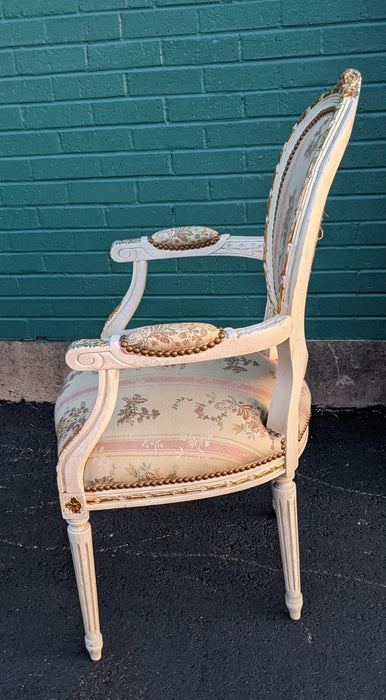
[55,70,361,660]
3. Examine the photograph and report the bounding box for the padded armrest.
[119,321,226,357]
[148,226,220,250]
[111,228,226,262]
[110,230,264,262]
[66,315,291,371]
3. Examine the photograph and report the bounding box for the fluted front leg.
[67,519,103,661]
[272,477,303,620]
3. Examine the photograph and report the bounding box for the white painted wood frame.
[55,70,361,660]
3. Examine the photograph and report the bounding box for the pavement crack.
[296,473,385,499]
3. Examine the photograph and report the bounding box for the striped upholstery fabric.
[55,352,311,490]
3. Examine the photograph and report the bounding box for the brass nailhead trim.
[298,410,311,441]
[119,328,226,357]
[84,448,286,493]
[84,414,311,494]
[148,234,220,251]
[274,107,335,226]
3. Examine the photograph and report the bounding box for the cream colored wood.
[101,260,148,337]
[110,234,264,263]
[67,519,103,661]
[267,336,308,477]
[215,236,264,259]
[57,368,120,519]
[272,477,303,620]
[55,70,361,659]
[111,233,228,261]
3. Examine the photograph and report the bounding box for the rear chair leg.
[67,518,103,661]
[272,477,303,620]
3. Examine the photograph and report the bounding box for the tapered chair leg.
[272,477,303,620]
[67,518,103,661]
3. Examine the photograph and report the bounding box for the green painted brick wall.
[0,0,385,341]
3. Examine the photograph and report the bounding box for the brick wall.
[1,0,385,340]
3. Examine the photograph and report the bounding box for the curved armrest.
[66,315,291,371]
[111,230,264,262]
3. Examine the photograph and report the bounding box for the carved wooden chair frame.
[55,70,361,660]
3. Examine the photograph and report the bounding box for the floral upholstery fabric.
[120,322,222,354]
[55,353,311,490]
[149,226,220,249]
[271,110,335,302]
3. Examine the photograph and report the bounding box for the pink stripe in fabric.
[92,436,269,462]
[56,384,98,413]
[56,373,274,413]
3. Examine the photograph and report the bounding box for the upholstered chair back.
[264,69,361,320]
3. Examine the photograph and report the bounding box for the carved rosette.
[335,68,362,99]
[62,494,86,517]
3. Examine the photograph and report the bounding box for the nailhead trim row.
[148,235,220,251]
[85,438,285,493]
[119,328,226,357]
[274,107,335,227]
[84,412,312,494]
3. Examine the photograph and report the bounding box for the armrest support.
[66,315,291,371]
[111,230,264,262]
[102,260,147,337]
[102,229,265,335]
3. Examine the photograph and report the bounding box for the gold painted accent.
[105,301,122,325]
[65,497,83,514]
[59,420,87,456]
[327,68,362,99]
[264,71,361,314]
[85,463,286,506]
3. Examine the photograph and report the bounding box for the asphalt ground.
[0,402,385,700]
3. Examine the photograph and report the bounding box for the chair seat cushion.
[55,353,311,491]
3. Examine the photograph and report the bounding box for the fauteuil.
[55,70,361,660]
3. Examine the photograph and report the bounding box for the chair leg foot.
[285,593,303,620]
[272,476,303,621]
[67,518,103,661]
[85,634,103,661]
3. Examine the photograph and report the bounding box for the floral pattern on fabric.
[270,110,335,303]
[55,352,311,488]
[173,393,267,440]
[121,322,219,352]
[125,462,178,484]
[223,355,261,374]
[56,401,89,452]
[117,394,160,425]
[150,226,220,249]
